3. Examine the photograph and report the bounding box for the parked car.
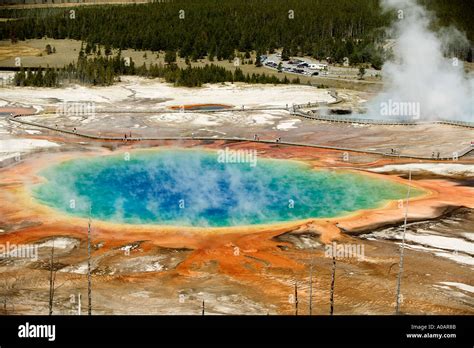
[289,59,303,65]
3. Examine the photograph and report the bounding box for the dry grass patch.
[0,44,42,62]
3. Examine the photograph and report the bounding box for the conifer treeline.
[13,50,134,87]
[14,67,59,87]
[71,48,135,85]
[1,0,472,66]
[136,63,299,87]
[13,50,298,88]
[2,0,391,66]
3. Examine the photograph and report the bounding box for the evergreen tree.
[104,44,112,56]
[165,50,177,65]
[85,42,92,55]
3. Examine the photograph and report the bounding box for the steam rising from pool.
[33,149,421,227]
[367,0,473,121]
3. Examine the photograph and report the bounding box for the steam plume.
[369,0,473,121]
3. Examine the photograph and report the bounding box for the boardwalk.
[7,109,474,161]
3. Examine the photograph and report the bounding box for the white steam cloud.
[369,0,473,121]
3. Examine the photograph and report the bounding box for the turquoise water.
[32,149,421,227]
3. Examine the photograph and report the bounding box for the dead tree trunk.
[309,257,313,315]
[294,281,298,316]
[87,217,92,315]
[48,243,56,315]
[395,170,412,314]
[78,293,82,316]
[201,300,205,315]
[329,255,336,315]
[2,277,20,315]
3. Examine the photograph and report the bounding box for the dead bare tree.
[329,255,336,315]
[87,216,92,315]
[48,243,56,315]
[395,170,412,314]
[1,275,23,315]
[2,278,8,314]
[78,293,82,315]
[294,280,298,315]
[3,273,45,315]
[309,256,314,315]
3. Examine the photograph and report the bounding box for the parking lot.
[261,52,380,80]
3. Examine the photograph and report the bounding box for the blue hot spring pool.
[32,149,422,227]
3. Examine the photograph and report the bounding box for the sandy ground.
[0,76,335,106]
[0,79,472,315]
[0,77,472,161]
[371,163,474,176]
